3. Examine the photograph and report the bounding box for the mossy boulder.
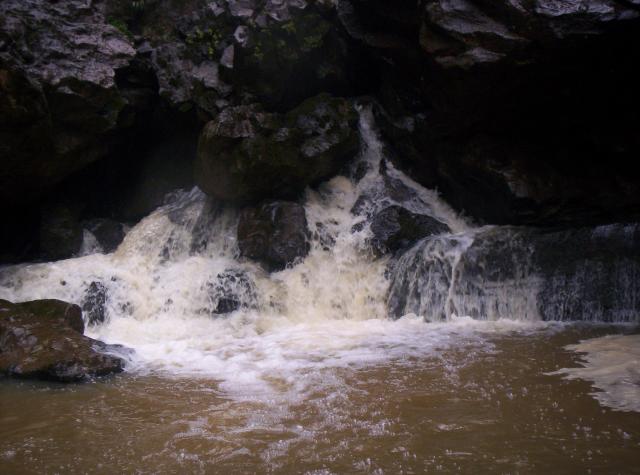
[196,94,359,203]
[0,299,126,382]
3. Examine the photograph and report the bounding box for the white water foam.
[0,106,547,402]
[552,334,640,412]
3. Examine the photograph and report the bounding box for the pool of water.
[2,324,639,474]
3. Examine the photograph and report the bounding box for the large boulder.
[237,201,310,271]
[0,299,126,382]
[196,94,359,203]
[388,223,640,322]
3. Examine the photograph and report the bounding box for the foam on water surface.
[552,334,640,412]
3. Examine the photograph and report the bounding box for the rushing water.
[1,107,639,473]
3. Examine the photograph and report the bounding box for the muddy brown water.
[1,325,639,474]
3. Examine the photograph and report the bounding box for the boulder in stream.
[368,205,450,256]
[237,201,310,271]
[207,270,257,315]
[0,299,125,382]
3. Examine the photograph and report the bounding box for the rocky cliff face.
[340,0,640,225]
[1,0,640,263]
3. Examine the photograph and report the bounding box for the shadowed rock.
[237,201,310,271]
[368,206,450,256]
[196,94,358,203]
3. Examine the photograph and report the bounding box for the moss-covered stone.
[195,94,359,203]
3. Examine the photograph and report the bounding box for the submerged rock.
[207,270,257,315]
[367,206,450,256]
[237,201,310,271]
[81,281,108,326]
[388,223,640,322]
[196,94,359,203]
[0,299,125,382]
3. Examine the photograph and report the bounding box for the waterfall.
[0,105,637,391]
[388,224,640,322]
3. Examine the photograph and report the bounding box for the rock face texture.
[237,201,310,271]
[367,205,450,256]
[0,299,126,382]
[1,0,640,266]
[196,94,359,203]
[340,0,640,225]
[0,0,136,205]
[388,223,640,322]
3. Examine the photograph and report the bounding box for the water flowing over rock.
[388,224,640,322]
[367,205,450,257]
[82,281,108,326]
[340,0,640,225]
[207,270,257,315]
[0,299,125,382]
[237,201,311,271]
[196,94,359,203]
[82,219,127,254]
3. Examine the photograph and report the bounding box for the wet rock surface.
[0,299,126,382]
[207,270,257,315]
[237,201,310,271]
[367,206,450,256]
[342,0,640,225]
[388,223,640,322]
[82,282,109,325]
[196,94,359,203]
[83,219,127,253]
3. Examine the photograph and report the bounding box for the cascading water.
[2,106,640,474]
[0,107,477,392]
[0,105,638,410]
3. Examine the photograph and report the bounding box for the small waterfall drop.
[0,105,638,394]
[0,106,477,390]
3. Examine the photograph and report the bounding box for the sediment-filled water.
[1,108,639,473]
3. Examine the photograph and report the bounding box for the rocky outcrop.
[0,0,136,205]
[366,205,450,256]
[388,223,640,322]
[237,201,310,271]
[196,94,359,203]
[0,299,126,382]
[341,0,640,226]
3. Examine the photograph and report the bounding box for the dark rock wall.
[2,0,640,263]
